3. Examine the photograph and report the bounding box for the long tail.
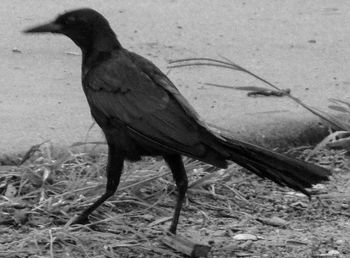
[218,137,331,196]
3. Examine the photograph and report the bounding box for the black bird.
[24,8,330,234]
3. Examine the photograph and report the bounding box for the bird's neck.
[81,30,121,74]
[92,29,121,52]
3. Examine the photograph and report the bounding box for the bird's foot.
[168,227,176,235]
[70,214,90,225]
[168,222,178,235]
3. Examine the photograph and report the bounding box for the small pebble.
[233,233,258,241]
[212,229,227,237]
[328,250,340,256]
[199,228,209,236]
[341,203,349,209]
[336,239,344,245]
[12,48,22,53]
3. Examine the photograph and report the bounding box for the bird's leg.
[72,144,124,225]
[163,154,188,234]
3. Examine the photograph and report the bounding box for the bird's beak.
[23,21,63,34]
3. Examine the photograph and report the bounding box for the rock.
[257,216,288,227]
[233,233,258,241]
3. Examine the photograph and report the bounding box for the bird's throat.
[81,32,121,72]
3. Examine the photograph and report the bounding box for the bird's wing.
[127,51,204,122]
[128,51,227,139]
[83,51,206,155]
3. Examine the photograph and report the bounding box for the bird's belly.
[94,116,173,161]
[107,128,172,161]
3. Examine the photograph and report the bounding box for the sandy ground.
[1,0,350,154]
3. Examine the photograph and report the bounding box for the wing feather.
[84,51,205,155]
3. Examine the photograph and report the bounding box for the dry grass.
[168,57,344,131]
[0,142,350,258]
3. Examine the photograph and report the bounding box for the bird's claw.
[70,215,90,225]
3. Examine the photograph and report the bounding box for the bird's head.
[24,8,120,52]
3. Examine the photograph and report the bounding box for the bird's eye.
[64,16,76,25]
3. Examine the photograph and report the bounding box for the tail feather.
[219,137,331,196]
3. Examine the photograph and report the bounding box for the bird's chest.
[82,66,90,79]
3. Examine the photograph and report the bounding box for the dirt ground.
[2,0,350,153]
[0,143,348,257]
